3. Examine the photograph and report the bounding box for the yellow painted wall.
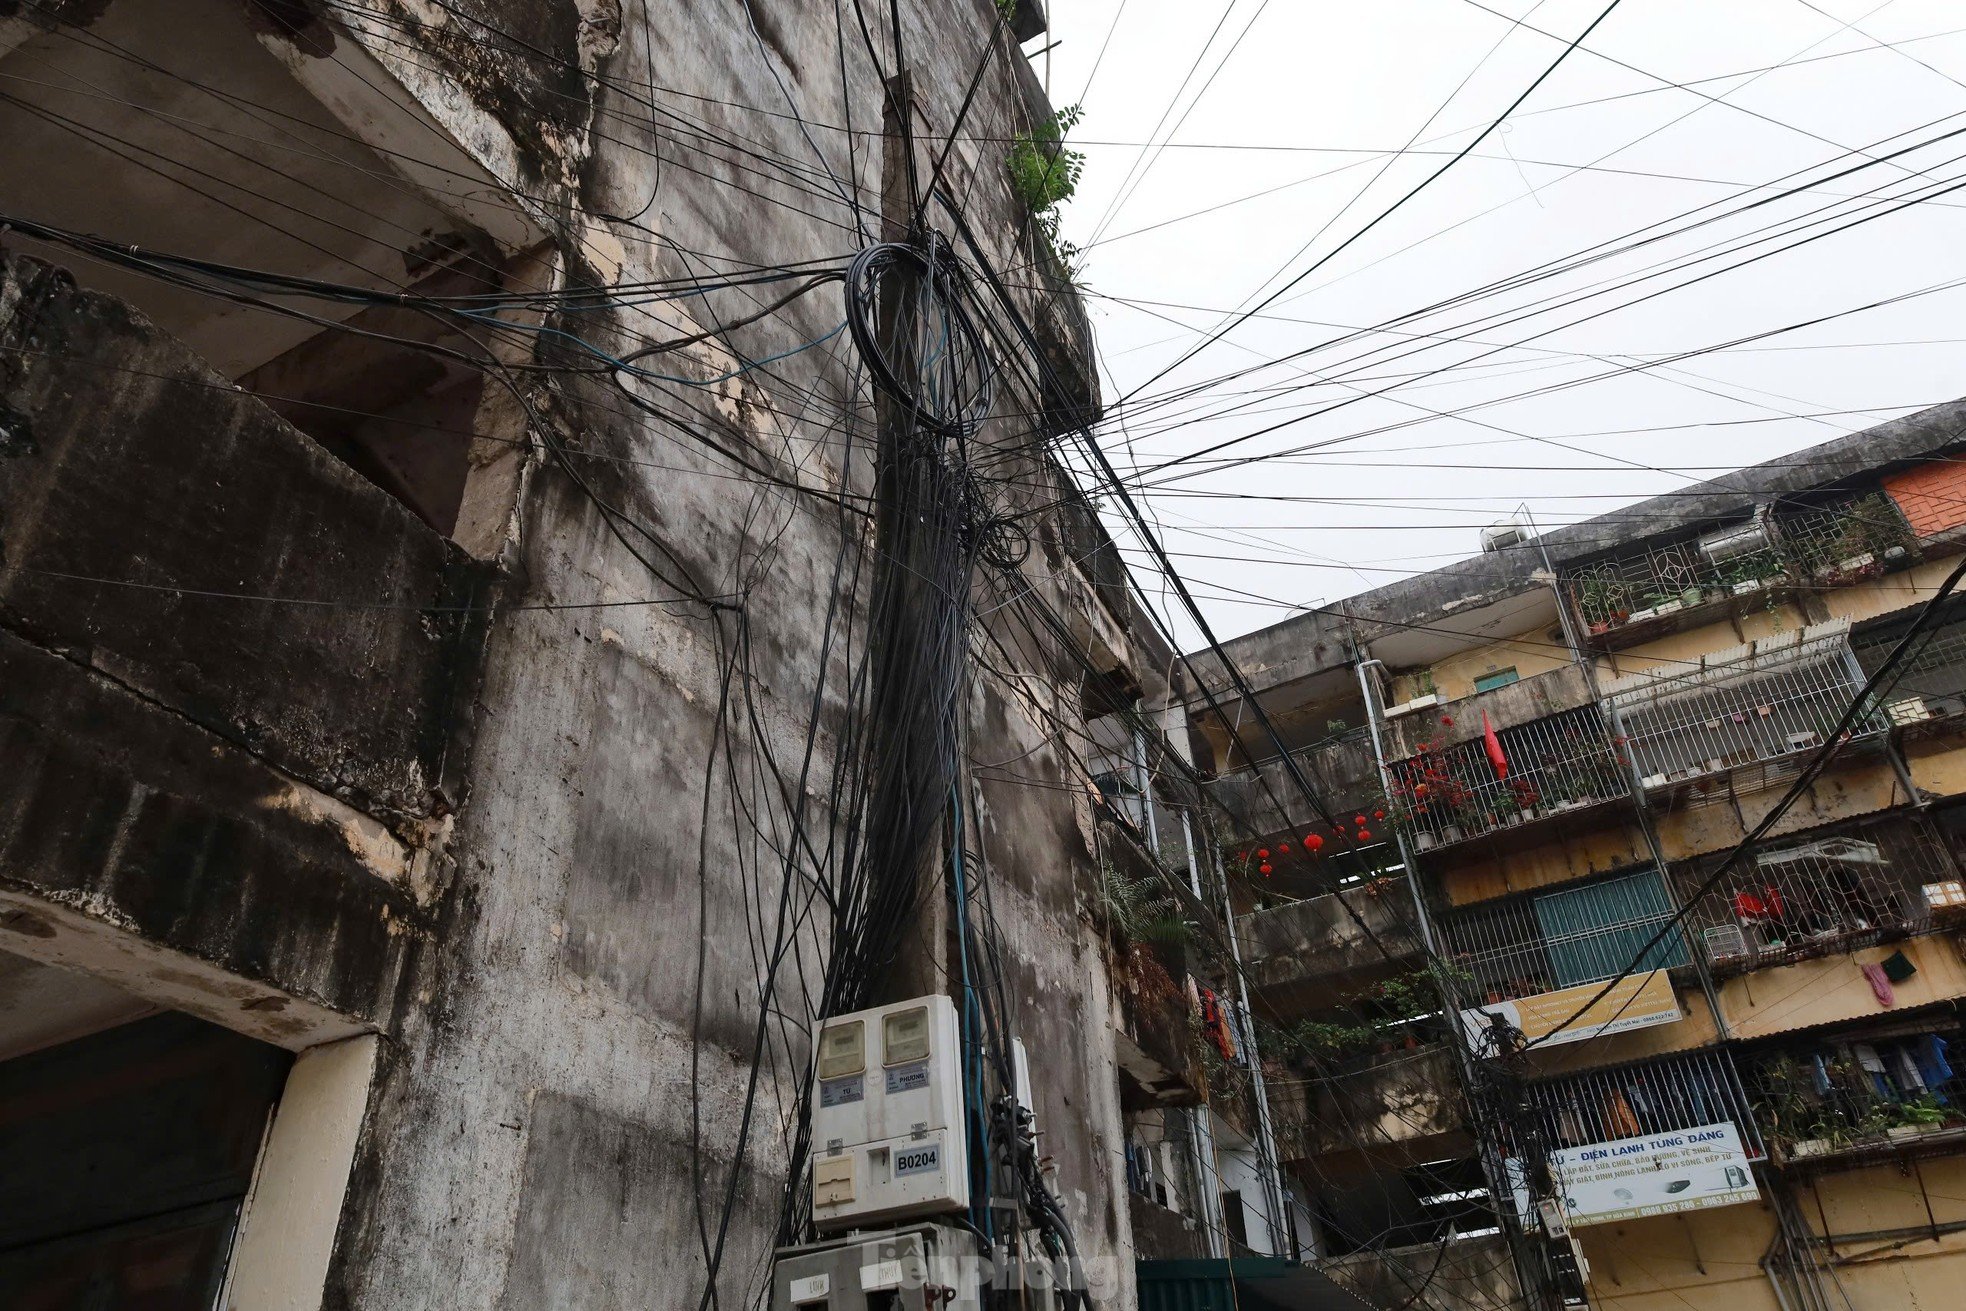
[1651,757,1909,865]
[1578,1156,1966,1311]
[1403,634,1574,705]
[1822,551,1965,626]
[1525,987,1724,1076]
[1439,822,1652,906]
[1578,1202,1782,1311]
[1719,934,1966,1039]
[1906,736,1966,801]
[1594,603,1809,685]
[1803,1154,1966,1311]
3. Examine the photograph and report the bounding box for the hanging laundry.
[1881,949,1917,984]
[1855,1043,1891,1099]
[1198,987,1238,1063]
[1859,961,1895,1007]
[1812,1054,1833,1096]
[1892,1045,1927,1095]
[1914,1033,1953,1103]
[1603,1087,1643,1139]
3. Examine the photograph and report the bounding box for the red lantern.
[1278,841,1291,853]
[1353,814,1366,826]
[1441,715,1454,727]
[1258,847,1270,859]
[1303,834,1324,852]
[1374,809,1385,820]
[1357,829,1373,842]
[1258,862,1273,876]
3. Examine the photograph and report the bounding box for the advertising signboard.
[1460,969,1680,1051]
[1511,1121,1760,1228]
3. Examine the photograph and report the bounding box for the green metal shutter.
[1532,868,1688,988]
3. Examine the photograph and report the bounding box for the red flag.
[1482,710,1509,780]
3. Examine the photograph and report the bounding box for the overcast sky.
[1030,0,1966,644]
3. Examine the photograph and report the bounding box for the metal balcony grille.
[1524,1048,1763,1158]
[1385,706,1626,850]
[1680,816,1958,974]
[1776,490,1918,581]
[1606,623,1880,800]
[1856,605,1966,724]
[1565,532,1785,632]
[1439,868,1689,1006]
[1741,1026,1964,1155]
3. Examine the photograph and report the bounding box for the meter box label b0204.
[809,995,969,1228]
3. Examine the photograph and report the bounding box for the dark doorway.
[0,1010,292,1309]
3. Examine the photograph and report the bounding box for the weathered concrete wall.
[1380,664,1596,761]
[1268,1044,1465,1166]
[204,4,1146,1309]
[1321,1233,1519,1310]
[1239,885,1423,1005]
[0,254,476,1033]
[0,254,486,826]
[1212,730,1386,839]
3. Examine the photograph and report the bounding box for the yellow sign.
[1460,970,1680,1050]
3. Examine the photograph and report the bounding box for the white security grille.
[1606,622,1880,800]
[1523,1048,1763,1159]
[1385,706,1626,851]
[1679,817,1955,973]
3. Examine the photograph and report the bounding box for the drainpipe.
[1214,841,1288,1255]
[1187,1106,1226,1258]
[1133,718,1160,856]
[1180,809,1204,901]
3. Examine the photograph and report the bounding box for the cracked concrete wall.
[280,3,1136,1308]
[1,2,1135,1306]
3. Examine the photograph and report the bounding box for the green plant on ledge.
[1008,104,1085,264]
[1094,862,1189,951]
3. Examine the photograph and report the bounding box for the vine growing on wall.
[1008,104,1086,264]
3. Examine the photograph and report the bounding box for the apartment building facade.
[1200,400,1966,1310]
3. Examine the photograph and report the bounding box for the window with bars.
[1679,816,1957,974]
[1564,529,1787,633]
[1775,489,1918,581]
[1520,1048,1763,1158]
[1855,600,1966,725]
[1606,624,1880,795]
[1440,867,1689,1006]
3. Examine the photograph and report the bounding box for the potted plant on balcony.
[1887,1094,1952,1141]
[1508,777,1543,823]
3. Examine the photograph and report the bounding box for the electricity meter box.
[771,1223,982,1311]
[810,994,969,1229]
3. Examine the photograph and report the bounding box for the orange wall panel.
[1884,461,1966,538]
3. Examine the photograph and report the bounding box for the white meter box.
[811,994,969,1229]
